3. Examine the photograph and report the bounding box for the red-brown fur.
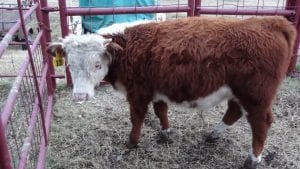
[103,16,296,162]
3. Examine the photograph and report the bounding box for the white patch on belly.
[153,85,234,110]
[114,81,127,96]
[232,98,248,116]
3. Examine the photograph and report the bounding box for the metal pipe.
[58,1,69,38]
[36,0,55,93]
[0,3,38,59]
[0,116,12,169]
[0,75,41,78]
[41,6,59,12]
[196,7,295,16]
[187,0,195,16]
[50,74,65,79]
[39,0,52,42]
[8,42,33,45]
[0,7,30,10]
[58,0,72,86]
[194,0,201,16]
[64,6,294,16]
[36,94,53,169]
[66,5,191,16]
[286,0,300,72]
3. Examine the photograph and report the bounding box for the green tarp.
[79,0,155,32]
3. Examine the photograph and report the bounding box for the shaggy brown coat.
[103,16,296,167]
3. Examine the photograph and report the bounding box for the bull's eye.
[95,64,101,69]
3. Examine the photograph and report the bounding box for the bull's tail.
[278,18,296,55]
[264,16,297,60]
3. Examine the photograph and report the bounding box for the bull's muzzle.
[73,93,89,103]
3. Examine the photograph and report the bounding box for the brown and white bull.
[47,16,296,169]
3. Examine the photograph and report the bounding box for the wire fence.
[0,0,54,169]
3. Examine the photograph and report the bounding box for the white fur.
[97,20,155,35]
[62,34,111,98]
[249,148,262,163]
[161,128,172,133]
[213,121,230,134]
[153,85,234,110]
[232,98,248,116]
[72,76,95,98]
[62,34,109,49]
[96,14,166,35]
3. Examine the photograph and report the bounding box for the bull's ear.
[102,34,124,51]
[46,42,65,57]
[109,42,124,51]
[103,38,112,47]
[102,34,113,39]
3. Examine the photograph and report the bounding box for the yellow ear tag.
[53,50,64,67]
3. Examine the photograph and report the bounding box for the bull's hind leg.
[153,101,170,129]
[206,99,243,143]
[153,101,173,143]
[244,109,273,169]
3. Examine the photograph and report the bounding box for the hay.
[47,78,300,169]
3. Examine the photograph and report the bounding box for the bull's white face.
[47,34,111,102]
[67,47,109,102]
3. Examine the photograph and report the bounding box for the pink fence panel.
[0,0,55,169]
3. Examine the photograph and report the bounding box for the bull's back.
[123,16,296,102]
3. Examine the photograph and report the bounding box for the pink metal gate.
[0,0,55,169]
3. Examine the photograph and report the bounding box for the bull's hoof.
[125,140,138,149]
[205,132,220,143]
[243,156,259,169]
[157,128,174,144]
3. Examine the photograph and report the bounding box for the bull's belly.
[114,81,234,110]
[153,85,234,110]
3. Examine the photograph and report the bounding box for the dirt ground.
[47,78,299,169]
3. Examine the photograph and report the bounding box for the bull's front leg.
[126,100,148,148]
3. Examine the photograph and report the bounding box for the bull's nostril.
[73,93,89,103]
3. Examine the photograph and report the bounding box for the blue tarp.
[79,0,155,32]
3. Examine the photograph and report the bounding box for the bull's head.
[47,34,113,103]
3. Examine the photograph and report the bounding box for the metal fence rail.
[0,0,54,168]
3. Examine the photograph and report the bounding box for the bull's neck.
[103,54,121,85]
